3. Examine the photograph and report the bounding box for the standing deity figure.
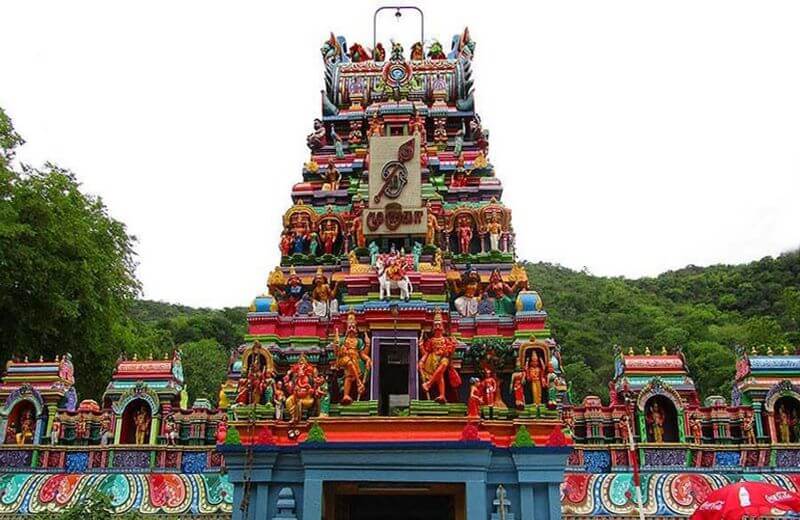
[426,209,440,246]
[367,114,383,138]
[316,376,330,417]
[743,413,756,444]
[15,410,34,445]
[485,268,523,316]
[457,215,473,254]
[99,413,113,446]
[292,229,308,255]
[546,366,559,407]
[525,354,545,406]
[333,312,372,405]
[450,264,482,318]
[320,159,342,191]
[215,416,228,444]
[306,118,326,150]
[164,415,178,446]
[647,402,665,443]
[410,110,427,149]
[311,268,339,319]
[320,220,340,255]
[467,377,482,418]
[510,362,526,410]
[134,406,150,445]
[418,309,462,403]
[486,213,503,252]
[236,354,270,405]
[284,355,319,424]
[273,381,286,421]
[350,214,365,249]
[480,366,505,417]
[618,413,630,442]
[50,418,61,446]
[280,232,293,257]
[777,405,794,443]
[689,413,702,442]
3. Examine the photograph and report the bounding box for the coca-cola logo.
[767,490,793,503]
[698,500,725,511]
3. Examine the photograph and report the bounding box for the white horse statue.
[375,255,413,301]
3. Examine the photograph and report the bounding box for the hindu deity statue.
[292,229,308,255]
[333,311,372,405]
[315,375,330,417]
[280,232,293,257]
[480,366,504,417]
[276,267,304,316]
[457,214,474,254]
[470,114,489,155]
[546,366,559,407]
[50,418,61,445]
[367,113,383,138]
[485,268,523,316]
[689,413,702,442]
[486,213,503,252]
[306,118,326,150]
[134,405,150,445]
[450,264,482,317]
[434,118,448,147]
[618,412,630,442]
[273,381,286,420]
[320,220,340,255]
[76,416,88,442]
[390,40,404,61]
[426,207,440,246]
[320,158,341,191]
[450,155,468,188]
[646,401,666,443]
[215,416,228,444]
[743,412,756,444]
[426,39,445,60]
[15,410,34,445]
[418,309,462,403]
[284,355,319,423]
[510,362,526,410]
[525,354,545,406]
[311,267,339,318]
[777,405,794,443]
[99,413,113,446]
[467,377,482,418]
[236,353,271,405]
[164,415,178,446]
[373,42,385,62]
[349,213,365,249]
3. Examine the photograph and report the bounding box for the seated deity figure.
[320,158,341,191]
[276,267,304,316]
[284,355,319,423]
[311,268,339,318]
[333,311,372,405]
[485,268,523,316]
[418,309,462,403]
[450,264,481,317]
[306,118,326,150]
[15,410,34,445]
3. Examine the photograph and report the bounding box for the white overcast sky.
[3,1,799,308]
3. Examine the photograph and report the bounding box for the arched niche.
[773,395,800,443]
[517,341,551,406]
[636,378,685,443]
[642,395,680,443]
[119,398,154,445]
[4,399,38,445]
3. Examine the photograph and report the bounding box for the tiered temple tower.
[219,21,571,520]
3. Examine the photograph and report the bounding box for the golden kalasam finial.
[751,345,758,355]
[645,346,651,356]
[767,345,773,356]
[627,346,635,356]
[783,344,790,355]
[660,346,667,356]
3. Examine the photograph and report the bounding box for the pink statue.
[215,416,228,444]
[457,216,473,254]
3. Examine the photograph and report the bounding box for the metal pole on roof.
[373,6,425,50]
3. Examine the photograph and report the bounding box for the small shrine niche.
[4,399,38,445]
[772,395,800,443]
[119,399,153,445]
[642,395,679,443]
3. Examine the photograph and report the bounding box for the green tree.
[0,109,140,399]
[180,338,229,405]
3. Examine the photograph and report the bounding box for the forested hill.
[525,250,800,403]
[130,250,799,406]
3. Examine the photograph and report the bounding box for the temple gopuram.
[2,9,800,520]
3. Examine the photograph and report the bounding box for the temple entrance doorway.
[324,482,464,520]
[378,340,410,416]
[371,332,418,416]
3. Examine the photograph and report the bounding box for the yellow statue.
[333,311,372,405]
[283,355,319,423]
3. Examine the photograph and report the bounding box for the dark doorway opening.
[325,482,464,520]
[379,343,409,416]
